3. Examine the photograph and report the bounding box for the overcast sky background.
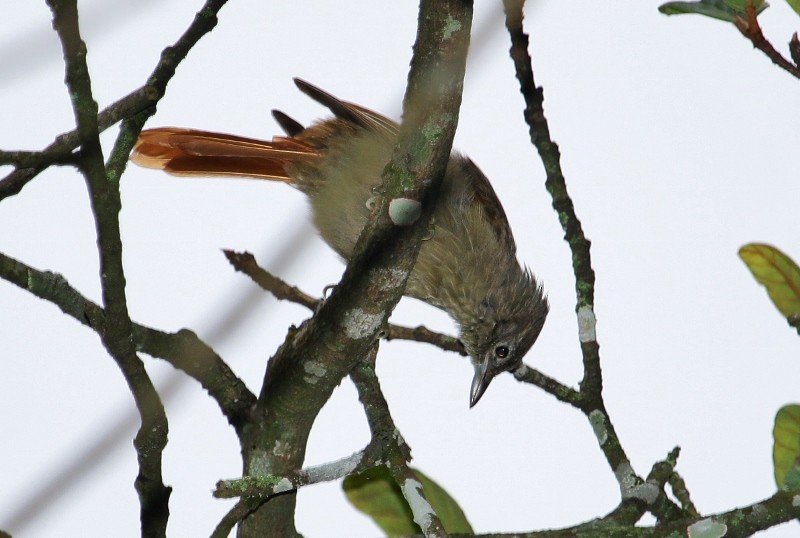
[1,1,800,536]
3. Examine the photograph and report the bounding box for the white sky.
[1,0,799,536]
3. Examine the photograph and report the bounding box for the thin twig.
[214,449,380,499]
[351,350,448,538]
[224,249,468,355]
[211,443,384,535]
[385,324,466,355]
[0,0,232,202]
[643,447,688,523]
[209,497,264,538]
[224,249,319,309]
[0,84,158,201]
[790,33,800,68]
[502,0,599,387]
[513,364,582,407]
[104,0,232,185]
[503,0,640,512]
[668,470,699,518]
[0,149,77,168]
[734,4,800,80]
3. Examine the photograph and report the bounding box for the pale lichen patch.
[613,464,659,504]
[303,360,327,384]
[747,503,767,522]
[273,440,290,459]
[247,449,272,476]
[577,305,597,343]
[687,518,727,538]
[442,16,462,40]
[273,477,294,494]
[589,409,608,446]
[370,267,409,292]
[401,478,434,530]
[614,462,638,498]
[342,308,383,340]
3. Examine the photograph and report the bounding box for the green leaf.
[343,466,472,535]
[659,0,768,22]
[787,0,800,16]
[739,244,800,322]
[722,0,767,11]
[413,469,472,533]
[773,405,800,489]
[783,467,800,491]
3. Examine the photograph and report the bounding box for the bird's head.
[459,269,548,407]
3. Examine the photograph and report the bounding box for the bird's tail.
[130,127,319,184]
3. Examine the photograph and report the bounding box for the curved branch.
[224,249,467,355]
[734,4,800,80]
[46,1,172,534]
[0,251,255,430]
[502,0,639,511]
[351,352,448,537]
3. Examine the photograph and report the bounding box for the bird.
[130,78,549,407]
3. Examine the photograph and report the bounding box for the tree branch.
[0,251,255,431]
[400,491,800,537]
[237,1,474,535]
[223,249,319,309]
[209,444,386,537]
[513,364,582,407]
[104,0,233,186]
[0,84,158,200]
[351,352,448,537]
[0,0,232,203]
[214,449,379,499]
[642,447,689,523]
[46,2,172,535]
[734,4,800,80]
[502,0,640,512]
[668,470,699,518]
[223,249,468,354]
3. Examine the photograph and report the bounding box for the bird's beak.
[470,356,493,408]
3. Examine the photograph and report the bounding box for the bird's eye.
[494,345,510,359]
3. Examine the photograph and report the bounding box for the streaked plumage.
[131,79,549,406]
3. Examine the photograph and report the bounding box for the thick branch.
[401,492,800,537]
[237,2,474,535]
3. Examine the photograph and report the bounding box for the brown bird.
[131,79,548,406]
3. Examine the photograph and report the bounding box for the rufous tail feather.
[131,127,319,183]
